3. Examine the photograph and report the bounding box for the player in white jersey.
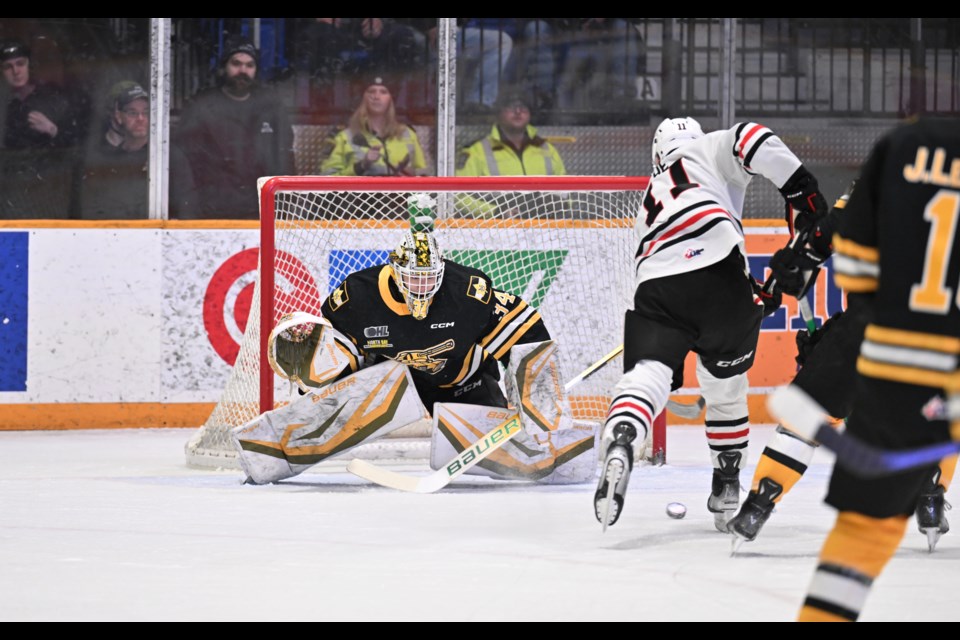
[594,117,828,531]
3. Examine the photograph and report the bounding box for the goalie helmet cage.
[186,175,668,470]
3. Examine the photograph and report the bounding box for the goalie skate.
[594,423,637,531]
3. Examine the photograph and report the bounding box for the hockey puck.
[666,502,687,519]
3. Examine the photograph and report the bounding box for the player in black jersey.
[232,228,597,486]
[769,117,960,622]
[728,182,956,551]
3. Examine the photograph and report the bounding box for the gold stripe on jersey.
[833,234,880,293]
[377,266,413,316]
[479,298,530,349]
[491,310,544,361]
[866,324,960,355]
[857,324,960,387]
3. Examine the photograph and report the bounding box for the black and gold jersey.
[833,117,960,389]
[319,260,551,390]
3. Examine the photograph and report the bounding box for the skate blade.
[599,458,625,533]
[923,528,942,553]
[713,510,734,533]
[730,534,746,557]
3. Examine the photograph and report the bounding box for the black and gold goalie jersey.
[320,260,551,390]
[832,117,960,390]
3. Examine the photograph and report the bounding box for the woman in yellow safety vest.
[320,75,427,176]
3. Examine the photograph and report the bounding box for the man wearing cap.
[320,74,426,177]
[173,35,294,219]
[455,88,565,178]
[1,40,77,149]
[78,82,151,219]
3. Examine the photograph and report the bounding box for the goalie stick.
[769,385,960,477]
[347,346,626,493]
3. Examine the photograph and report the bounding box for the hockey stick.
[562,343,702,418]
[347,414,523,493]
[348,346,628,493]
[769,385,959,477]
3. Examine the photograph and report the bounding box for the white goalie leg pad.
[430,403,598,484]
[697,357,750,469]
[233,360,429,484]
[504,340,574,436]
[603,359,671,462]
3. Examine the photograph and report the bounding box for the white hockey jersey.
[634,122,802,286]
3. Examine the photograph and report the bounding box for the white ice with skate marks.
[1,425,958,621]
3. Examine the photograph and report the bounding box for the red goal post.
[186,175,663,469]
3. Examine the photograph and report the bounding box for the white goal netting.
[186,176,648,469]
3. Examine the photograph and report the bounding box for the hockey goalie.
[231,228,598,486]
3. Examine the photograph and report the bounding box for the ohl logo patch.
[203,248,321,365]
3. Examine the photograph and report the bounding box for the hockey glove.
[273,322,320,381]
[768,243,829,298]
[779,166,828,236]
[795,311,843,367]
[751,277,783,317]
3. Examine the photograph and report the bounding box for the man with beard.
[173,35,295,219]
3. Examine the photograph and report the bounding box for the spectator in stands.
[455,87,565,177]
[295,19,426,81]
[0,39,83,218]
[173,35,294,219]
[458,19,517,110]
[78,82,149,219]
[320,73,427,176]
[554,19,644,118]
[454,88,566,218]
[0,40,78,149]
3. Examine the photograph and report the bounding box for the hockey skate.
[594,423,637,531]
[707,450,742,533]
[916,470,951,552]
[727,477,783,553]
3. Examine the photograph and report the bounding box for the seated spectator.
[455,88,566,218]
[78,82,149,219]
[555,19,644,119]
[457,19,517,110]
[455,88,564,177]
[320,74,427,176]
[173,35,294,219]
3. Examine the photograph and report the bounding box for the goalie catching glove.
[268,312,362,390]
[779,165,828,237]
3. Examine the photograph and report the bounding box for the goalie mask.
[651,117,704,176]
[390,230,445,320]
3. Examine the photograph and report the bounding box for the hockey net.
[186,175,652,469]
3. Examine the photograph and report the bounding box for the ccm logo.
[431,322,455,329]
[716,351,754,367]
